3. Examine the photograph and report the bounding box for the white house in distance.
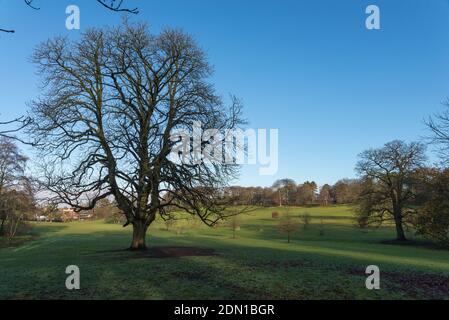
[35,207,93,222]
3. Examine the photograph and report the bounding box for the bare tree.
[355,140,426,241]
[278,214,299,243]
[1,183,35,243]
[272,178,296,207]
[331,179,361,204]
[426,103,449,164]
[0,139,30,236]
[1,0,138,33]
[228,215,241,239]
[301,213,311,230]
[29,22,245,250]
[0,137,28,195]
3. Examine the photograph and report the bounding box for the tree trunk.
[279,190,282,207]
[130,221,148,250]
[393,212,407,241]
[0,217,5,236]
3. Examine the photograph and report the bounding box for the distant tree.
[355,140,426,241]
[0,138,27,194]
[163,214,177,231]
[228,215,241,239]
[44,202,60,222]
[272,179,296,206]
[104,210,127,225]
[301,213,312,230]
[278,214,299,243]
[295,181,317,206]
[0,138,29,235]
[331,179,361,204]
[1,183,35,242]
[93,198,113,220]
[226,186,254,205]
[188,215,202,230]
[319,184,332,206]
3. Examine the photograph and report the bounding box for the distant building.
[61,208,77,222]
[78,212,93,220]
[35,215,49,222]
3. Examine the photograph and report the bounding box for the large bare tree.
[29,22,245,250]
[355,140,426,241]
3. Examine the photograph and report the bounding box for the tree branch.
[96,0,139,14]
[1,0,138,33]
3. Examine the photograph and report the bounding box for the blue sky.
[1,0,449,187]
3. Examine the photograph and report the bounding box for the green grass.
[1,205,449,300]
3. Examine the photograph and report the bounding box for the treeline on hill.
[225,179,361,207]
[225,144,449,248]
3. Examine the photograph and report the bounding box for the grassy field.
[1,205,449,300]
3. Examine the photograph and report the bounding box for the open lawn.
[1,205,449,300]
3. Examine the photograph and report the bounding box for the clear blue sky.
[1,0,449,187]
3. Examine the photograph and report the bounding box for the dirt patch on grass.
[345,267,449,299]
[134,246,218,259]
[92,246,218,260]
[246,259,449,299]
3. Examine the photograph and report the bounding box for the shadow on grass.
[83,232,449,299]
[380,238,449,251]
[31,223,70,236]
